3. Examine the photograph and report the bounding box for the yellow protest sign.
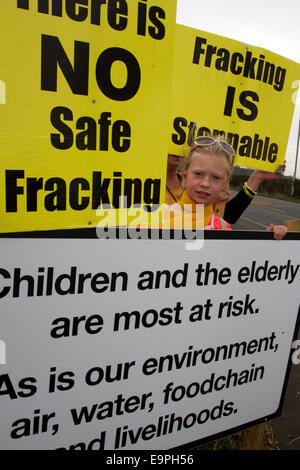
[0,1,177,233]
[169,25,300,172]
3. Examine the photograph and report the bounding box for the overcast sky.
[176,0,300,178]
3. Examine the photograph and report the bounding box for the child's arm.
[223,166,285,224]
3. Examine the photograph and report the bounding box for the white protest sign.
[0,235,299,449]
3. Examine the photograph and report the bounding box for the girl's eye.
[212,175,221,180]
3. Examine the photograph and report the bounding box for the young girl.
[167,135,287,238]
[165,136,233,230]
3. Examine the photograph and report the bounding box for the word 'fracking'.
[5,170,160,213]
[193,37,286,92]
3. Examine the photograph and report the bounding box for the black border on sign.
[0,228,299,240]
[0,229,299,451]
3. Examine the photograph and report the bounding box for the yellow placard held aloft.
[0,1,177,233]
[169,24,300,172]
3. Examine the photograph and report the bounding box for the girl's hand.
[266,224,288,240]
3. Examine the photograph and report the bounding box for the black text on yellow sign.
[0,1,177,232]
[169,25,300,172]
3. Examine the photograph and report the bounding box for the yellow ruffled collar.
[177,191,213,227]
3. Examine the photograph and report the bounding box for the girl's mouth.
[196,191,210,198]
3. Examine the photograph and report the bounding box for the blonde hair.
[183,136,234,184]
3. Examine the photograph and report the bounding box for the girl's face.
[182,152,227,205]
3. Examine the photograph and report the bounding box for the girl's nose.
[200,175,210,187]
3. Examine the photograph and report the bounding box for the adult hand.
[246,163,286,192]
[252,169,284,180]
